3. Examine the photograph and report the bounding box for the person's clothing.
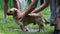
[19,0,28,11]
[49,0,60,26]
[19,0,42,12]
[50,0,60,33]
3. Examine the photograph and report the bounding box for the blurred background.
[0,0,54,34]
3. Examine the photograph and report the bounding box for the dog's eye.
[10,11,12,12]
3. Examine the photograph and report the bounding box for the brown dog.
[7,8,49,32]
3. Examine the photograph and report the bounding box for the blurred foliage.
[0,0,14,10]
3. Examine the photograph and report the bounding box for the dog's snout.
[7,12,13,15]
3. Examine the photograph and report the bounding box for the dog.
[7,8,49,32]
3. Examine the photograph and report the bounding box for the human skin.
[32,0,60,30]
[4,0,20,20]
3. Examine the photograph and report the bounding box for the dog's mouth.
[7,13,13,15]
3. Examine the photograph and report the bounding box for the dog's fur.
[7,8,49,32]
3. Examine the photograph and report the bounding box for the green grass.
[0,7,54,34]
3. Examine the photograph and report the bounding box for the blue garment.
[50,0,59,26]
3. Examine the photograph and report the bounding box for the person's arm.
[22,0,38,16]
[13,0,20,10]
[31,0,50,13]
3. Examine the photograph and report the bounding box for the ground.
[0,7,54,34]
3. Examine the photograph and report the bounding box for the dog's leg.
[17,21,27,31]
[38,25,41,32]
[38,24,44,32]
[37,21,44,32]
[20,26,24,31]
[20,26,28,31]
[43,17,49,24]
[37,24,43,32]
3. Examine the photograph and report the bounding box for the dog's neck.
[13,12,21,20]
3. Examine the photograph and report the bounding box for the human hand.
[17,12,25,21]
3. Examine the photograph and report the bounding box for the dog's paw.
[23,28,29,32]
[26,29,29,31]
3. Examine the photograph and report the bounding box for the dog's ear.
[14,9,17,15]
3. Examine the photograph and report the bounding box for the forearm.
[13,0,20,10]
[32,3,49,13]
[23,0,38,16]
[31,0,49,13]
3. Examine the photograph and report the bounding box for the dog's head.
[7,8,20,16]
